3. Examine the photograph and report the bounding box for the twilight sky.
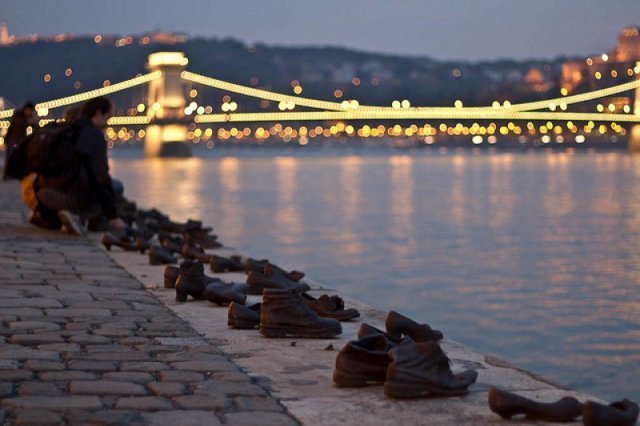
[1,0,638,61]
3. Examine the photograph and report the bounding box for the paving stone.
[0,348,59,361]
[0,308,44,318]
[120,362,170,372]
[172,394,230,410]
[0,299,62,308]
[8,321,61,331]
[14,409,62,425]
[0,359,20,370]
[93,328,134,337]
[147,381,187,397]
[9,333,65,345]
[232,396,284,412]
[70,380,148,396]
[159,352,230,363]
[114,396,173,410]
[193,380,267,397]
[154,337,207,346]
[170,361,240,373]
[44,308,113,317]
[17,382,63,396]
[67,360,118,372]
[102,372,154,384]
[39,371,98,381]
[23,360,65,372]
[119,337,153,345]
[222,412,298,426]
[158,370,205,383]
[68,334,112,344]
[142,410,222,426]
[37,343,81,353]
[3,395,103,410]
[0,370,33,381]
[67,352,151,362]
[64,409,144,425]
[211,371,253,382]
[0,382,13,397]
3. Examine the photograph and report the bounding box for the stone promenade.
[0,180,298,425]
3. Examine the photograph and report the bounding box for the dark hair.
[22,101,35,110]
[81,97,112,118]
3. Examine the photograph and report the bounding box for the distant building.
[615,27,640,62]
[0,23,11,45]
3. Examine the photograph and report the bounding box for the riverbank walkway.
[0,179,597,425]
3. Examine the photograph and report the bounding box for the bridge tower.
[144,52,191,157]
[629,61,640,153]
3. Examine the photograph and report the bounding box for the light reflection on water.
[111,150,640,401]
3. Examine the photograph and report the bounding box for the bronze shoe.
[101,233,149,253]
[228,302,261,329]
[384,341,477,398]
[583,399,639,426]
[333,334,392,387]
[148,245,178,265]
[181,243,212,263]
[210,255,245,273]
[247,270,310,295]
[386,310,443,342]
[244,258,305,282]
[488,387,583,422]
[259,288,341,338]
[204,281,249,306]
[163,265,179,289]
[184,229,222,249]
[301,293,360,321]
[357,323,404,347]
[174,260,221,302]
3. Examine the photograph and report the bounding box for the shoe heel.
[175,291,188,302]
[333,371,377,388]
[259,325,287,338]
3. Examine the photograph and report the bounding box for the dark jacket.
[37,116,117,219]
[5,108,31,149]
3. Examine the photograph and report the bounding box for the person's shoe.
[333,334,392,387]
[357,323,404,347]
[247,270,310,295]
[259,288,342,338]
[386,311,443,342]
[583,399,639,426]
[174,260,221,302]
[228,302,261,329]
[488,387,583,422]
[164,265,180,289]
[58,210,85,236]
[148,245,178,265]
[384,341,477,398]
[301,293,360,321]
[204,281,249,306]
[181,243,212,263]
[210,255,245,273]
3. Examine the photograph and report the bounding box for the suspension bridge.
[1,52,639,156]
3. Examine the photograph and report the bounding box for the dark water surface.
[110,147,640,401]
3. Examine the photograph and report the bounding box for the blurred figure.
[35,97,127,235]
[3,101,36,180]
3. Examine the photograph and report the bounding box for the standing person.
[35,96,127,234]
[3,101,36,180]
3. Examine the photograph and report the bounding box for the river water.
[110,146,640,401]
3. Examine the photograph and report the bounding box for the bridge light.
[576,135,585,143]
[601,53,608,62]
[189,89,198,98]
[197,106,205,115]
[541,135,551,144]
[595,72,601,80]
[596,104,604,112]
[392,100,401,109]
[286,101,294,110]
[560,88,568,96]
[341,101,350,110]
[293,86,303,95]
[137,104,145,113]
[492,101,500,109]
[278,102,286,111]
[548,103,556,111]
[229,102,238,112]
[472,135,482,144]
[333,90,343,98]
[454,100,463,108]
[586,58,593,66]
[559,103,567,111]
[623,105,631,113]
[503,101,511,109]
[401,100,411,109]
[608,103,616,112]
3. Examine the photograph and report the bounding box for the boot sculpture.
[301,293,360,321]
[247,270,310,295]
[158,231,183,255]
[386,311,443,342]
[204,281,249,306]
[210,255,245,273]
[174,260,221,302]
[181,242,212,263]
[260,289,341,338]
[228,302,261,329]
[333,334,392,387]
[185,229,222,249]
[357,323,404,347]
[148,245,178,265]
[385,341,477,398]
[583,399,639,426]
[164,265,179,289]
[102,233,150,253]
[488,387,583,422]
[245,258,305,282]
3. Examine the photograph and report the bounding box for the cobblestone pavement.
[0,181,299,425]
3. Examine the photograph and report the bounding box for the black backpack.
[26,122,80,178]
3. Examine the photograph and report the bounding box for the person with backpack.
[3,101,36,180]
[35,96,127,235]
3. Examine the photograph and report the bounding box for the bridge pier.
[629,61,640,153]
[144,52,191,157]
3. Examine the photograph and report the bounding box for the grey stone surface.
[114,396,173,410]
[147,381,187,397]
[14,409,63,425]
[172,394,231,410]
[39,371,98,381]
[2,395,104,410]
[70,380,148,396]
[158,370,205,383]
[222,411,300,426]
[102,372,155,384]
[142,410,222,426]
[233,396,286,412]
[0,382,13,397]
[17,382,63,396]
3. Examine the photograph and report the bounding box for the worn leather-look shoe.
[181,243,212,263]
[301,293,360,321]
[228,302,261,329]
[386,310,443,342]
[384,341,477,398]
[101,233,150,253]
[357,323,404,347]
[185,230,222,249]
[247,271,310,295]
[333,334,392,387]
[583,399,639,426]
[259,288,341,338]
[210,255,245,273]
[174,260,221,302]
[245,258,305,282]
[148,245,178,265]
[164,265,180,289]
[488,387,583,422]
[204,281,248,306]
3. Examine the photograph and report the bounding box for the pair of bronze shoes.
[172,261,247,305]
[489,387,639,425]
[101,232,150,253]
[244,258,305,282]
[333,318,476,398]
